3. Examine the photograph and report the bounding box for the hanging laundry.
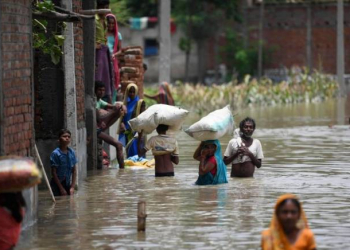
[130,17,149,30]
[129,18,141,30]
[140,17,148,29]
[129,17,177,34]
[170,18,177,34]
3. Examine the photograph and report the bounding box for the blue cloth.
[123,96,139,130]
[195,139,228,185]
[118,32,122,41]
[107,35,115,54]
[126,136,145,158]
[130,18,141,29]
[119,96,139,146]
[127,155,147,162]
[50,147,77,187]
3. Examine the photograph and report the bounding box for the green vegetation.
[173,0,240,81]
[109,0,131,24]
[220,29,275,79]
[144,70,338,114]
[32,0,65,65]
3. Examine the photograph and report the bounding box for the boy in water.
[137,125,179,177]
[50,129,77,196]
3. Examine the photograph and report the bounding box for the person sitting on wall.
[50,129,77,196]
[95,81,126,169]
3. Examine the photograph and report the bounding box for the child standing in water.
[50,129,77,196]
[137,124,179,177]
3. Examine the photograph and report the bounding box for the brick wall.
[247,3,350,74]
[0,0,34,156]
[73,0,85,129]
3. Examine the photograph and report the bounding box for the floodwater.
[18,98,350,249]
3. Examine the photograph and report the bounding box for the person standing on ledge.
[223,117,264,177]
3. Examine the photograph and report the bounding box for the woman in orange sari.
[261,194,316,250]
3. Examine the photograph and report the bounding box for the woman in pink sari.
[106,14,121,103]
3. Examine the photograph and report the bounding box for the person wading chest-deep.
[137,124,179,177]
[223,117,264,177]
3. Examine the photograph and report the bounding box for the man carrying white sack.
[138,124,179,177]
[223,117,264,177]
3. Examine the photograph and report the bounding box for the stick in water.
[34,145,56,203]
[137,201,147,231]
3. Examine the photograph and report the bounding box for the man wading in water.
[223,117,264,177]
[137,125,179,177]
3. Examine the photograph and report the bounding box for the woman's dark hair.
[0,192,26,223]
[277,198,301,214]
[239,117,256,130]
[106,15,114,23]
[58,129,71,138]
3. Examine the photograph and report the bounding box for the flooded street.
[18,98,350,249]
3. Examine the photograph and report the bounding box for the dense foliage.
[32,0,65,65]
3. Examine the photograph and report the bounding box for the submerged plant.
[159,69,339,113]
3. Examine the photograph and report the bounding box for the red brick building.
[246,1,350,75]
[0,0,94,226]
[0,0,34,156]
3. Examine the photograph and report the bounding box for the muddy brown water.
[18,98,350,249]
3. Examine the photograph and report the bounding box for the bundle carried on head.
[129,104,189,134]
[0,157,42,193]
[185,105,234,141]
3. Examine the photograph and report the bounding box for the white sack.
[129,104,189,134]
[185,105,234,141]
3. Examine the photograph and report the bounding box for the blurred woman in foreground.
[261,194,316,250]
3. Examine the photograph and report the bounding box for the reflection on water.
[18,98,350,249]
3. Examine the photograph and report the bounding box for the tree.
[173,0,240,83]
[109,0,131,24]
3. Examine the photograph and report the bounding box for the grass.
[143,69,339,114]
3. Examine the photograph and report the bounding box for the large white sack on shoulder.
[129,104,189,134]
[185,105,234,140]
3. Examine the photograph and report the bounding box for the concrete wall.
[0,0,37,227]
[82,0,97,170]
[73,0,88,179]
[76,128,87,184]
[119,26,199,83]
